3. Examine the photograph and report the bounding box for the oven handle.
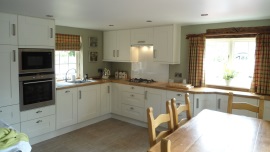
[23,80,53,85]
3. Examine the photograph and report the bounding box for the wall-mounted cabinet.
[153,25,180,64]
[103,30,137,62]
[0,12,17,45]
[18,15,55,48]
[130,27,153,45]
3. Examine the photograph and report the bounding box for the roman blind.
[55,33,81,51]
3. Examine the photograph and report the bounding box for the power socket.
[174,72,182,78]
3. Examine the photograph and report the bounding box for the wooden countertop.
[56,79,270,100]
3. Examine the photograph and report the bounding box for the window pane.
[204,38,255,89]
[55,51,79,80]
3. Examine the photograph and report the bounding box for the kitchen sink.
[66,80,93,84]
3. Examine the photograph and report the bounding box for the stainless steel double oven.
[19,48,55,111]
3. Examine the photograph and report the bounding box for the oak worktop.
[56,79,270,100]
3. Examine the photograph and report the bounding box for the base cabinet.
[78,85,101,123]
[100,83,111,115]
[56,88,78,129]
[20,105,55,138]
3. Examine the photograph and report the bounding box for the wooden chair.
[147,100,174,147]
[161,138,171,152]
[227,92,264,119]
[171,93,192,130]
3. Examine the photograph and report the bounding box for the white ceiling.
[0,0,270,31]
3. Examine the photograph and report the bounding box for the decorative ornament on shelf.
[223,66,237,86]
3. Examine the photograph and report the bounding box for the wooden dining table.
[148,109,270,152]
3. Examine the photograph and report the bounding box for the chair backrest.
[161,138,171,152]
[171,93,192,130]
[147,100,174,147]
[227,92,264,119]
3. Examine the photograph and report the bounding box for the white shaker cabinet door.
[0,13,17,45]
[56,88,78,129]
[78,84,101,122]
[0,46,19,107]
[100,83,111,115]
[103,31,117,61]
[18,15,55,48]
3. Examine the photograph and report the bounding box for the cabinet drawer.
[122,92,145,108]
[121,85,145,94]
[21,115,55,138]
[0,104,20,125]
[21,105,55,122]
[121,104,144,121]
[166,91,185,101]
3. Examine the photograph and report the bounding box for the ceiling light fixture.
[201,14,208,16]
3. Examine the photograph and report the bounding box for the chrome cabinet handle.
[36,120,42,123]
[113,50,115,57]
[153,49,156,58]
[12,24,16,36]
[79,90,82,99]
[50,28,53,38]
[65,90,70,93]
[107,86,110,93]
[144,91,148,100]
[36,110,42,113]
[196,98,199,109]
[24,80,53,85]
[117,50,119,57]
[12,50,16,62]
[137,41,145,43]
[177,94,182,96]
[218,99,221,109]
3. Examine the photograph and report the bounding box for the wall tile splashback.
[131,46,169,82]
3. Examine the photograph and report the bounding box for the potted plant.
[223,68,237,86]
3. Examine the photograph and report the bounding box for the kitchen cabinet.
[0,45,19,107]
[263,101,270,121]
[131,27,153,45]
[230,96,258,118]
[0,13,17,45]
[153,25,180,64]
[111,83,123,115]
[216,94,229,112]
[100,83,111,115]
[18,15,55,48]
[146,88,166,122]
[56,88,78,129]
[20,105,55,138]
[103,30,135,62]
[78,85,101,123]
[193,94,216,116]
[166,91,194,119]
[0,104,20,130]
[121,85,145,122]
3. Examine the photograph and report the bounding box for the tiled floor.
[31,119,149,152]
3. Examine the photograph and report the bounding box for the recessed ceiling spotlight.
[46,15,53,18]
[146,20,152,22]
[109,25,114,26]
[201,14,208,16]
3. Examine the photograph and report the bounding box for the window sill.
[205,84,250,92]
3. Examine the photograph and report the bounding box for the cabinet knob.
[130,94,134,97]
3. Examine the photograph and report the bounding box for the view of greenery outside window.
[204,38,255,88]
[55,51,80,80]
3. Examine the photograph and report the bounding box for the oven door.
[19,74,55,111]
